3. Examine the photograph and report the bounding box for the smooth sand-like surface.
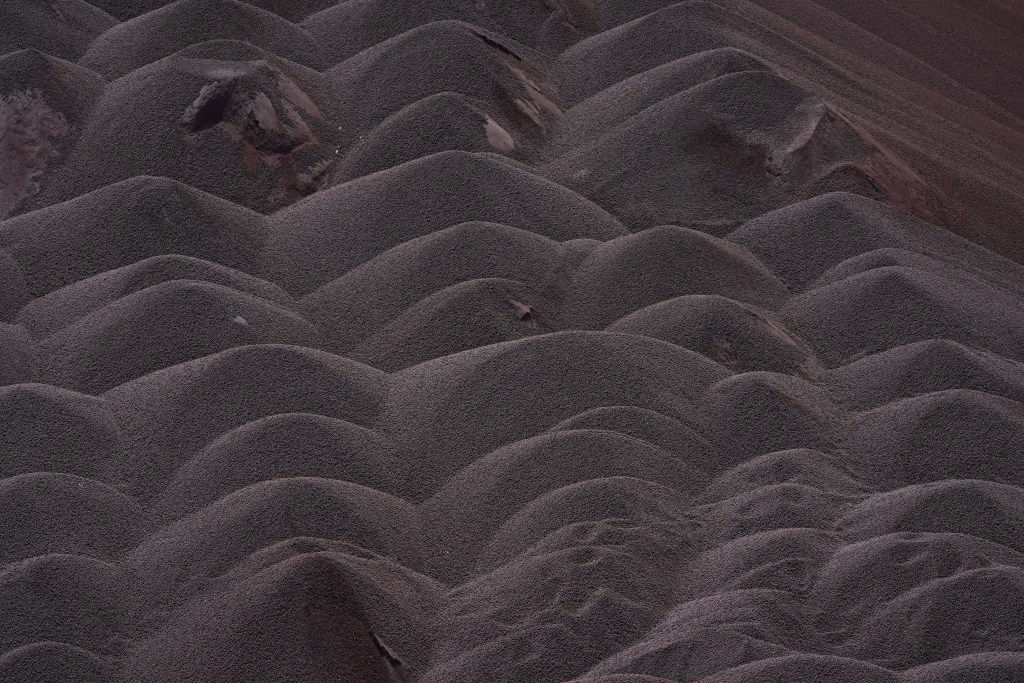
[2,1,1024,681]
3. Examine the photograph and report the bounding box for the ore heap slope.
[2,1,1024,682]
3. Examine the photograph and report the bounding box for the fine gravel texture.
[2,1,1024,682]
